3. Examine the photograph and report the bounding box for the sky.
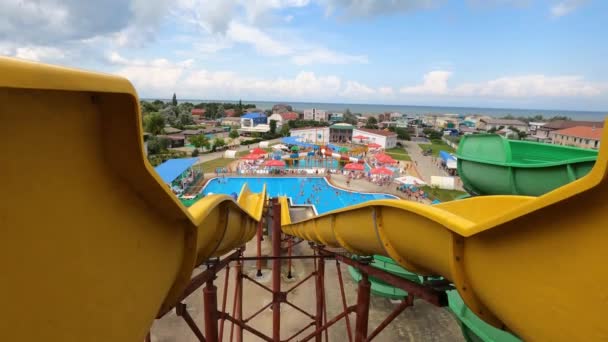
[1,0,607,111]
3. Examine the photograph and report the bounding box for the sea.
[149,99,607,121]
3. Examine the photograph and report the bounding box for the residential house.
[550,126,603,149]
[221,117,241,127]
[272,103,293,114]
[303,108,328,122]
[163,126,182,135]
[329,112,344,123]
[191,108,205,120]
[224,109,236,117]
[536,120,604,140]
[478,118,528,132]
[352,128,397,149]
[238,112,269,135]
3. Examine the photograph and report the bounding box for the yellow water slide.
[0,57,266,341]
[283,148,608,340]
[2,57,607,341]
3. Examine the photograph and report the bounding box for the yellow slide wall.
[2,57,607,341]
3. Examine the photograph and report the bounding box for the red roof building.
[225,109,236,117]
[550,126,603,149]
[191,108,206,116]
[280,111,299,121]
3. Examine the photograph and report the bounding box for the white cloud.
[340,81,375,98]
[455,75,601,97]
[14,47,66,61]
[227,22,293,56]
[400,71,452,95]
[291,48,368,65]
[321,0,440,17]
[550,0,587,17]
[378,87,394,95]
[400,70,602,98]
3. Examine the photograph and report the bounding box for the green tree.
[213,137,226,150]
[172,93,177,106]
[178,113,194,127]
[217,105,225,118]
[235,99,243,117]
[229,127,240,139]
[191,149,199,157]
[365,117,379,129]
[189,134,210,152]
[143,112,165,135]
[269,120,277,135]
[395,128,411,141]
[280,124,290,136]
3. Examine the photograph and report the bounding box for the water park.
[4,58,608,342]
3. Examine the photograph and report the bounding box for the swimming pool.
[201,177,396,215]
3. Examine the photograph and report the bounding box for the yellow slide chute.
[1,57,607,341]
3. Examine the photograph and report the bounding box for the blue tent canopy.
[281,136,315,148]
[439,150,457,162]
[154,158,199,184]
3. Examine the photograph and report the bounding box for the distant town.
[141,94,604,166]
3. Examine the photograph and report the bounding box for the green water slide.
[347,255,421,300]
[348,256,521,342]
[456,134,598,196]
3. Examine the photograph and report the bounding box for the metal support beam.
[203,279,219,342]
[315,257,325,342]
[218,265,230,342]
[336,261,353,342]
[256,217,263,277]
[236,259,244,342]
[354,274,371,342]
[271,198,282,342]
[316,248,448,307]
[176,303,206,342]
[365,296,414,342]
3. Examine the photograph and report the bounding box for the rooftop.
[154,158,199,184]
[354,127,397,137]
[280,112,299,120]
[290,126,328,131]
[330,123,354,130]
[553,126,603,140]
[163,127,182,134]
[242,112,266,119]
[480,118,527,126]
[542,120,604,130]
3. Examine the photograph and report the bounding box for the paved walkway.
[172,138,282,163]
[402,141,464,191]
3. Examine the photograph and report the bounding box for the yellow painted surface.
[283,136,608,340]
[0,57,264,341]
[2,57,608,341]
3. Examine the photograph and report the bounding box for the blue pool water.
[202,177,396,214]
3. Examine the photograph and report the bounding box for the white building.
[289,126,330,144]
[478,118,529,132]
[303,108,328,122]
[352,128,397,149]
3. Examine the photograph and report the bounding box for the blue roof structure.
[155,158,199,184]
[281,136,315,148]
[242,112,266,119]
[439,150,457,162]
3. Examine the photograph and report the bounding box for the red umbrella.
[353,135,367,139]
[371,167,394,175]
[251,147,267,154]
[375,153,396,164]
[263,159,286,167]
[241,153,263,160]
[344,162,364,171]
[367,143,382,148]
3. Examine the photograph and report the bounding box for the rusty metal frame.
[151,197,451,342]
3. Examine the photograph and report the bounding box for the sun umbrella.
[367,143,382,148]
[263,159,286,167]
[251,147,266,154]
[371,167,394,175]
[241,153,263,160]
[344,163,364,171]
[375,153,396,164]
[291,145,300,151]
[353,135,367,139]
[394,176,427,186]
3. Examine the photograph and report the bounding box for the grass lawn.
[200,158,236,173]
[418,140,455,156]
[421,186,467,202]
[384,147,411,161]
